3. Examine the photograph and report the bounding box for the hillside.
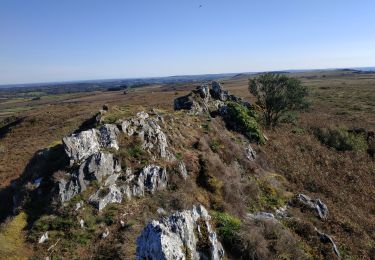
[0,71,374,259]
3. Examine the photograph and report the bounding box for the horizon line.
[1,65,374,87]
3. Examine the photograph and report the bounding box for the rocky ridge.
[58,111,185,210]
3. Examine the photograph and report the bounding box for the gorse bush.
[224,102,265,144]
[315,126,368,152]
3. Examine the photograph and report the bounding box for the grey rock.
[63,129,101,165]
[136,204,224,260]
[58,152,121,204]
[38,232,49,244]
[75,201,83,211]
[132,165,168,197]
[315,228,340,258]
[248,212,276,221]
[298,194,329,220]
[245,144,256,161]
[57,177,81,203]
[78,152,121,184]
[63,124,119,165]
[79,219,85,228]
[98,124,120,150]
[196,85,210,99]
[102,228,110,239]
[157,208,167,215]
[174,81,250,117]
[211,81,228,101]
[178,161,188,179]
[89,184,122,211]
[120,112,173,160]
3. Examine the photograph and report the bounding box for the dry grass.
[0,211,31,259]
[0,70,374,258]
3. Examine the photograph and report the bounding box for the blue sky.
[1,0,375,84]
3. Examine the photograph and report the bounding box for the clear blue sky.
[1,0,374,84]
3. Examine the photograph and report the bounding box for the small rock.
[245,144,256,161]
[178,161,188,179]
[102,228,110,239]
[38,232,49,244]
[156,208,167,215]
[315,228,340,258]
[79,219,85,228]
[297,194,329,220]
[75,201,83,211]
[248,212,276,221]
[120,220,125,228]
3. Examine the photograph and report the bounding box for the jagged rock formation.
[174,81,250,115]
[121,111,175,161]
[297,193,329,220]
[136,205,224,260]
[56,111,186,210]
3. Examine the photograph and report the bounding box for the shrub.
[213,211,241,247]
[249,73,309,128]
[197,155,223,194]
[315,126,368,152]
[224,102,265,144]
[209,139,222,152]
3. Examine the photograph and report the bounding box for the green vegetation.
[249,73,309,128]
[213,211,241,246]
[315,126,368,152]
[225,102,265,144]
[208,139,222,152]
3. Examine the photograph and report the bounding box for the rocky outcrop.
[136,204,224,260]
[121,112,175,160]
[174,81,251,118]
[63,124,120,165]
[297,194,328,220]
[54,110,188,210]
[63,129,101,165]
[57,152,121,204]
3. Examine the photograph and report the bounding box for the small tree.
[248,73,308,128]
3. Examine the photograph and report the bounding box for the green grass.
[315,126,368,152]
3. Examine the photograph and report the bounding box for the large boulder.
[136,205,224,260]
[63,124,120,165]
[63,129,101,165]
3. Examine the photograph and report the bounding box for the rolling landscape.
[0,69,374,259]
[1,0,375,259]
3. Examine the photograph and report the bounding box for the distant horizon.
[1,66,374,88]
